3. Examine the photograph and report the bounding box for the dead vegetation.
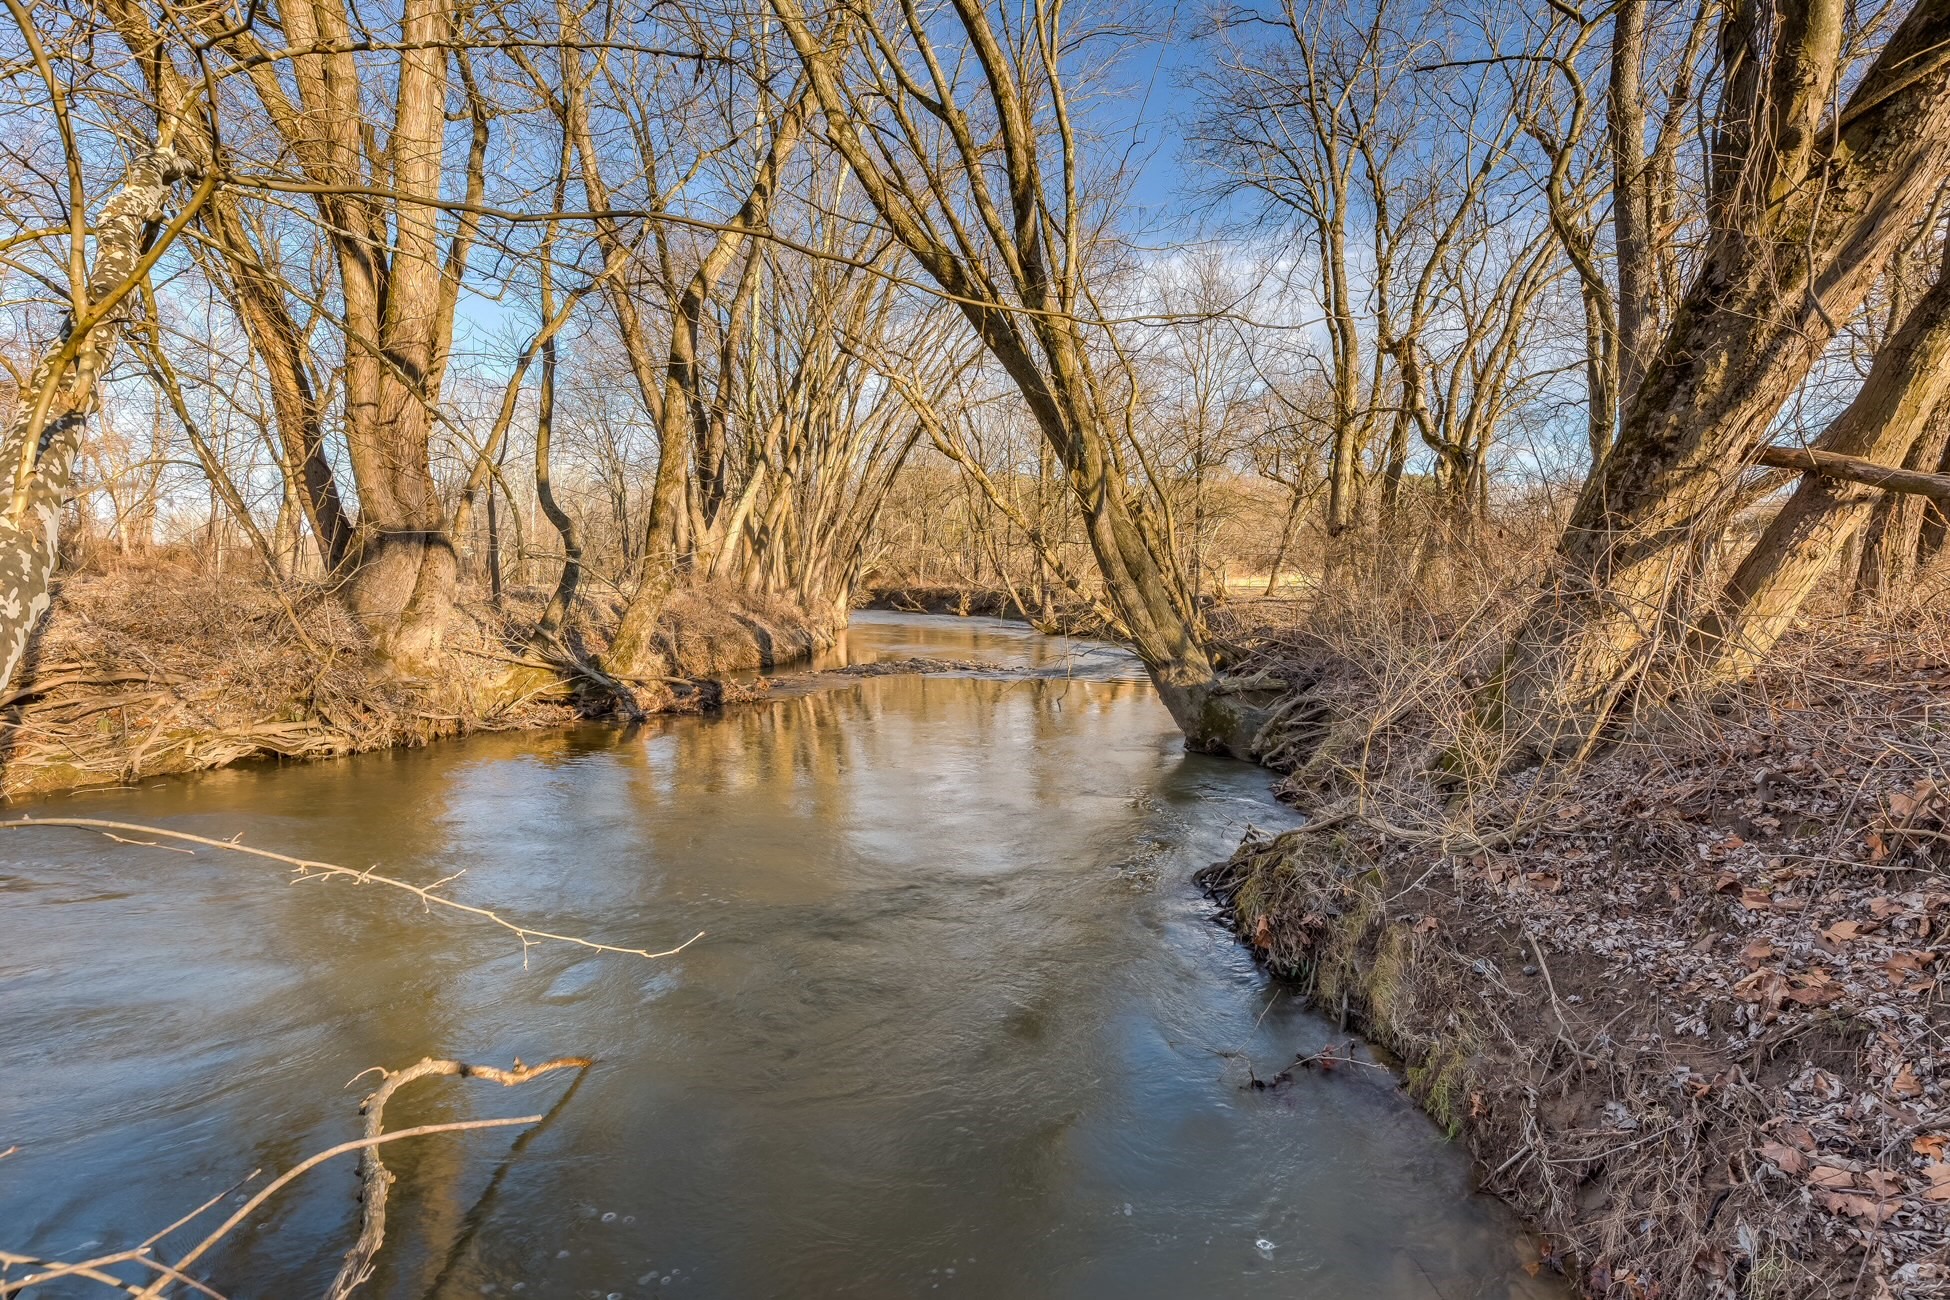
[1200,551,1950,1298]
[0,553,833,800]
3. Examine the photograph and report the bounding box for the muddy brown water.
[1,614,1562,1298]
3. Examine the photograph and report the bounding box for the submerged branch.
[326,1057,591,1300]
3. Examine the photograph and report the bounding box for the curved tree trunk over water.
[766,0,1273,755]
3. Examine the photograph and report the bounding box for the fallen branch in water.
[3,1056,591,1299]
[0,817,702,963]
[326,1057,591,1300]
[2,1117,537,1299]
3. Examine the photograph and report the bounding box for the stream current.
[0,613,1560,1298]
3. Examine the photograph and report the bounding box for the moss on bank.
[1200,760,1948,1299]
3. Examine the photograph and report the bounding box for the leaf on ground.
[1924,1162,1950,1203]
[1759,1142,1807,1175]
[1808,1165,1856,1189]
[1822,919,1863,943]
[1891,1064,1923,1099]
[1863,1169,1903,1197]
[1817,1190,1898,1222]
[1885,950,1935,978]
[1785,970,1842,1007]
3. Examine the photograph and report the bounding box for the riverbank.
[1202,604,1950,1299]
[0,556,831,800]
[863,582,1118,638]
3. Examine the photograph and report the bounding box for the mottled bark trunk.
[1486,0,1950,757]
[1686,261,1950,681]
[0,148,200,694]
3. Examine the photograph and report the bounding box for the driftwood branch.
[325,1057,591,1300]
[2,1113,546,1298]
[1756,444,1950,504]
[131,1116,543,1299]
[0,817,702,963]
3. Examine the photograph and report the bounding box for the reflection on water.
[0,614,1558,1298]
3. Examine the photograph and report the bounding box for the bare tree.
[1487,0,1950,757]
[766,0,1273,751]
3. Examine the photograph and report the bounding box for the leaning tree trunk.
[1684,255,1950,682]
[1484,0,1950,759]
[1854,401,1950,602]
[0,147,200,695]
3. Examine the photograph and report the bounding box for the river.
[1,613,1558,1298]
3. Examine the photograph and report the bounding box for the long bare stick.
[0,818,702,962]
[129,1118,543,1300]
[326,1057,590,1300]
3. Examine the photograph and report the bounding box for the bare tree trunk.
[535,332,580,637]
[1854,401,1950,601]
[1486,0,1950,756]
[1687,256,1950,680]
[486,438,505,609]
[0,147,201,694]
[769,0,1270,753]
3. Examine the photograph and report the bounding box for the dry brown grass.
[0,552,834,800]
[1204,530,1950,1299]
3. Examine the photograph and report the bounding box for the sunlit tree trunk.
[1487,0,1950,756]
[0,147,203,694]
[1688,256,1950,679]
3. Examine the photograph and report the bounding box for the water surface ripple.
[0,613,1557,1298]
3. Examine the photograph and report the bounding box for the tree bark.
[1854,404,1950,600]
[1686,263,1950,681]
[0,147,201,695]
[1486,0,1950,756]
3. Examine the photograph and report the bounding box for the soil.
[1201,615,1950,1300]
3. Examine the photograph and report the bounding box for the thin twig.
[0,817,702,963]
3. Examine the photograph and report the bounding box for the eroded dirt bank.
[0,557,831,800]
[1202,624,1949,1300]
